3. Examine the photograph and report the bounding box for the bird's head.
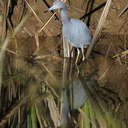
[48,0,66,11]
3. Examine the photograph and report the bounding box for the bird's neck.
[60,8,69,24]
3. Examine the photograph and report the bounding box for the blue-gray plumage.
[48,0,92,63]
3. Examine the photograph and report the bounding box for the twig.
[41,63,57,83]
[24,0,43,24]
[119,4,128,17]
[34,13,56,54]
[80,2,106,20]
[35,55,63,61]
[38,13,56,33]
[0,47,17,55]
[112,49,128,58]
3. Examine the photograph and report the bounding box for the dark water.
[0,36,128,128]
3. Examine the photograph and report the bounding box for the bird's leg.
[70,47,73,58]
[75,48,80,64]
[69,43,73,58]
[81,48,85,61]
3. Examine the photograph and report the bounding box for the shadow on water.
[0,45,128,128]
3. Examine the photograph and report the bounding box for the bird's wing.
[69,18,91,47]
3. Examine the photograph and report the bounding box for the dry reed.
[86,0,112,58]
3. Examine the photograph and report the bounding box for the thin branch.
[38,13,56,33]
[24,0,43,24]
[119,4,128,17]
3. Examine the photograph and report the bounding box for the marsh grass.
[80,76,128,128]
[0,0,128,128]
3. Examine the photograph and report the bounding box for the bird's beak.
[44,5,56,13]
[48,6,55,11]
[44,9,48,13]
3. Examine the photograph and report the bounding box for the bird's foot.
[82,51,86,61]
[82,56,85,61]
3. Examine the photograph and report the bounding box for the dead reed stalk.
[86,0,112,58]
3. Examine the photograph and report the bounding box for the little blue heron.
[48,0,92,63]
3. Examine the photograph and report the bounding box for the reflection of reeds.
[0,2,31,127]
[30,105,38,128]
[79,76,127,128]
[35,104,44,128]
[0,14,29,95]
[0,95,29,126]
[0,38,9,94]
